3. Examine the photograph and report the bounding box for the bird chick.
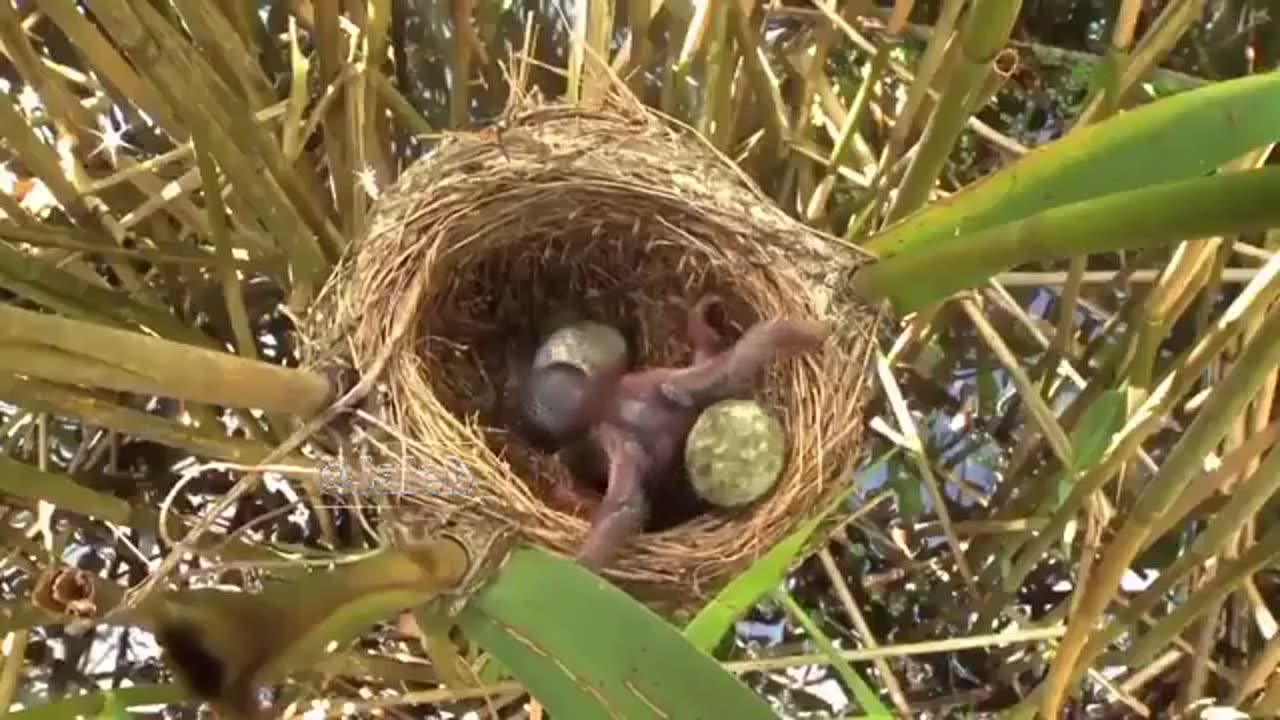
[555,296,829,572]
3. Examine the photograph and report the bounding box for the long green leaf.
[681,454,889,654]
[1041,388,1127,513]
[865,70,1280,257]
[460,547,776,720]
[776,589,893,718]
[854,167,1280,312]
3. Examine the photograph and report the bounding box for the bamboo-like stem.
[975,255,1280,628]
[1039,308,1280,717]
[0,243,230,354]
[0,455,132,524]
[0,304,332,416]
[168,0,274,109]
[728,1,789,152]
[449,0,474,128]
[626,0,650,93]
[156,0,340,262]
[697,3,732,147]
[675,0,714,77]
[581,0,614,107]
[876,0,965,185]
[778,11,838,208]
[1146,420,1280,544]
[874,352,980,597]
[1179,609,1217,709]
[884,0,1020,222]
[817,549,911,715]
[361,0,394,191]
[965,47,1018,115]
[373,70,435,139]
[1079,0,1208,120]
[1122,525,1280,667]
[1235,626,1280,705]
[83,0,329,295]
[312,0,354,238]
[196,140,292,448]
[959,298,1074,467]
[0,86,86,221]
[33,0,186,138]
[0,0,98,150]
[805,41,888,222]
[0,375,310,467]
[1116,442,1280,667]
[1130,238,1220,391]
[0,629,29,717]
[1003,492,1280,719]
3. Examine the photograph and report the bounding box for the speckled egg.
[685,399,785,508]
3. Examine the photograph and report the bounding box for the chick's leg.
[660,318,830,408]
[575,433,651,572]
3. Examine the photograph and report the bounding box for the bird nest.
[301,97,879,614]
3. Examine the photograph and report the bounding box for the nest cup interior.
[424,227,781,529]
[410,212,823,589]
[309,106,875,610]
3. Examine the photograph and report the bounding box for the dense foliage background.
[0,0,1278,718]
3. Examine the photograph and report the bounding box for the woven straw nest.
[302,96,879,613]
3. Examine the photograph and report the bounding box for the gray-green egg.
[532,321,628,376]
[685,399,785,508]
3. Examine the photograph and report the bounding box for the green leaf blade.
[855,167,1280,311]
[683,455,889,654]
[865,71,1280,258]
[462,547,777,720]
